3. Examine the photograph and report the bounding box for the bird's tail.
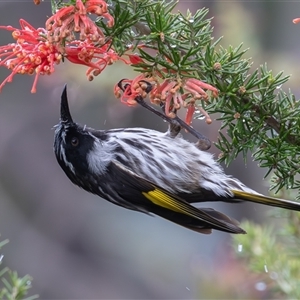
[233,190,300,211]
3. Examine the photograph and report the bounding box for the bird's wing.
[110,160,245,234]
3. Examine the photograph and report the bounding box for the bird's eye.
[71,137,79,147]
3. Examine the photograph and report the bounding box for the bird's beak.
[60,84,74,124]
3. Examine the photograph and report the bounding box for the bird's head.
[54,85,99,186]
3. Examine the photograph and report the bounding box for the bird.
[54,85,300,234]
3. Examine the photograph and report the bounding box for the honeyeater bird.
[54,86,300,234]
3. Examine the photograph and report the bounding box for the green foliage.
[0,239,38,300]
[105,1,214,77]
[208,60,300,195]
[50,0,64,12]
[232,216,300,298]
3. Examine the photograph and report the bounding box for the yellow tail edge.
[232,190,300,211]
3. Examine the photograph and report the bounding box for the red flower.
[0,15,122,91]
[115,74,218,125]
[128,54,145,65]
[185,102,196,126]
[149,79,178,115]
[293,18,300,24]
[0,19,62,93]
[114,74,151,105]
[149,77,217,124]
[65,39,129,81]
[184,78,218,99]
[46,0,113,43]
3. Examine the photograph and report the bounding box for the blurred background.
[0,0,300,299]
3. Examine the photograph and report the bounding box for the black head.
[54,85,96,186]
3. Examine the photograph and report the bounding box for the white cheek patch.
[86,140,115,175]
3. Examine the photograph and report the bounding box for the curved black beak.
[60,84,73,124]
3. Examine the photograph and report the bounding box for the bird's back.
[94,127,254,198]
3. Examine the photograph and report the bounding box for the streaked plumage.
[54,86,300,234]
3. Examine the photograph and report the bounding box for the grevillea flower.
[0,19,63,93]
[46,0,113,43]
[293,18,300,24]
[0,11,121,92]
[114,74,152,105]
[115,74,218,125]
[65,39,130,80]
[184,78,219,99]
[150,77,217,124]
[127,54,145,65]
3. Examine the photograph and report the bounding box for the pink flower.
[0,17,123,91]
[150,77,217,123]
[65,39,129,81]
[128,54,145,65]
[115,74,218,125]
[0,19,62,93]
[115,74,218,124]
[293,18,300,24]
[149,79,178,115]
[114,74,151,105]
[185,102,195,126]
[184,78,219,99]
[46,0,113,43]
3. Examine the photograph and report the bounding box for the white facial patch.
[86,138,115,175]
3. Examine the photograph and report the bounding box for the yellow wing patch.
[143,188,245,234]
[143,189,186,214]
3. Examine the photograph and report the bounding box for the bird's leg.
[166,118,182,139]
[160,103,211,150]
[158,104,181,138]
[136,96,211,150]
[172,114,211,150]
